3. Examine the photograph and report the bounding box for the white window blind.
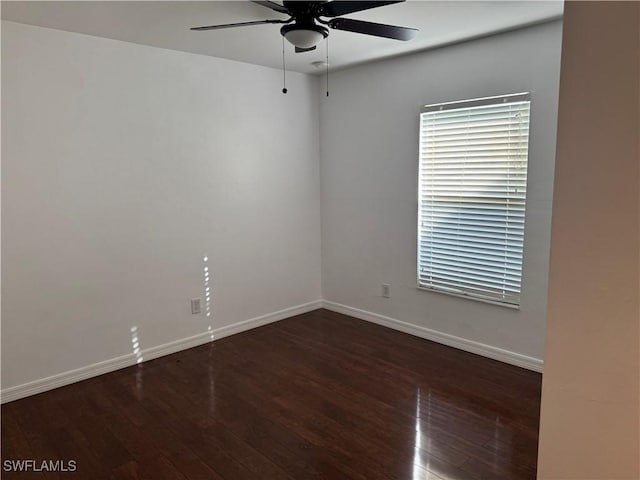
[418,93,531,307]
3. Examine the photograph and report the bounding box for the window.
[417,93,531,307]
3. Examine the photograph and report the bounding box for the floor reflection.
[412,388,424,479]
[412,388,444,480]
[134,363,144,401]
[407,382,525,479]
[207,344,216,416]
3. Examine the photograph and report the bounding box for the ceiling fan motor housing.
[191,1,417,49]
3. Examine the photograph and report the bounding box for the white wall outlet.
[190,298,202,314]
[382,284,391,298]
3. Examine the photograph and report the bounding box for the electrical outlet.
[190,298,202,314]
[382,284,390,298]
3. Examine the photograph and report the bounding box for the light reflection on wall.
[130,325,144,400]
[204,254,215,412]
[130,326,143,364]
[204,255,214,341]
[204,256,211,318]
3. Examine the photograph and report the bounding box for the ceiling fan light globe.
[284,29,323,49]
[281,24,329,49]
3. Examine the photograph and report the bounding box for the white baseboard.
[1,298,541,403]
[0,300,323,404]
[212,300,323,340]
[322,300,543,372]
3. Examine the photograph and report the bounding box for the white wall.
[538,2,639,477]
[1,21,322,395]
[319,21,563,366]
[2,18,564,400]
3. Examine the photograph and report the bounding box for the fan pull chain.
[282,36,288,94]
[325,37,329,97]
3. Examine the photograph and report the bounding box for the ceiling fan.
[190,1,418,53]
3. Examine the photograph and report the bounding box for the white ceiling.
[1,1,563,74]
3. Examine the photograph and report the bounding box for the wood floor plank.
[1,309,541,479]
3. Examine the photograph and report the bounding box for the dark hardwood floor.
[2,309,542,479]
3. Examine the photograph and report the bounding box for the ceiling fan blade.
[319,1,404,18]
[295,45,317,53]
[251,1,289,14]
[190,19,286,31]
[328,18,417,41]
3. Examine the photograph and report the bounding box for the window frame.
[416,92,532,309]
